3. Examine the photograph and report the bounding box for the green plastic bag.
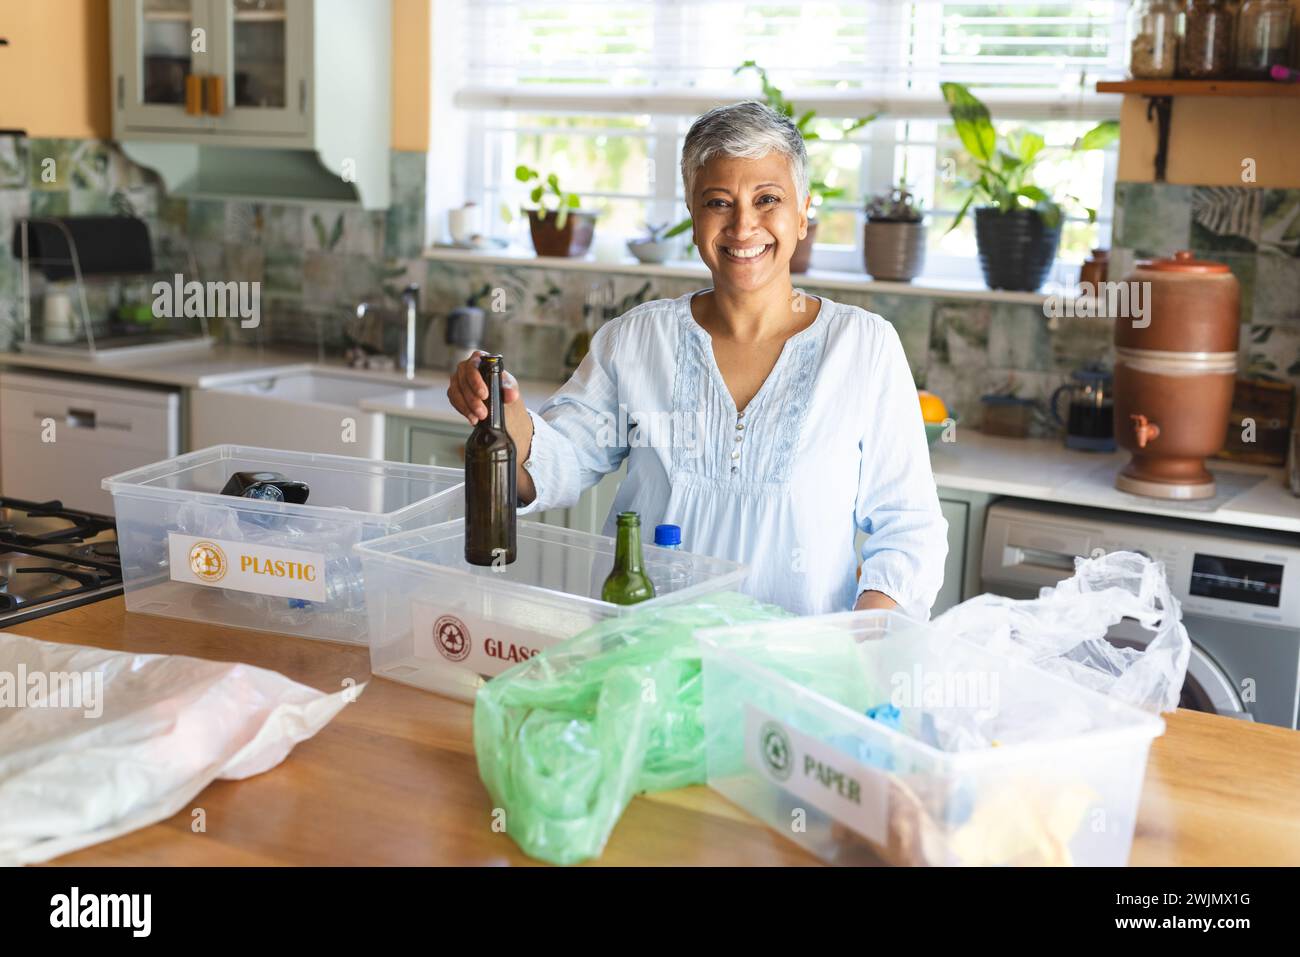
[473,592,790,865]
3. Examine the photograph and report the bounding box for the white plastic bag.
[931,550,1191,714]
[0,632,359,865]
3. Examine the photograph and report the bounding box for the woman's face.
[690,152,808,293]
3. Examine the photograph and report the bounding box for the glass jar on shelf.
[1178,0,1235,78]
[1235,0,1294,78]
[1129,0,1182,78]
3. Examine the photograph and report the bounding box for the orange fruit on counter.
[918,390,948,424]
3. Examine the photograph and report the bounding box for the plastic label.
[743,703,889,845]
[167,532,327,602]
[410,600,558,677]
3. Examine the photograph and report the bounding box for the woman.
[448,101,947,619]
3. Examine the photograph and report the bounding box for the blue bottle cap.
[654,524,681,547]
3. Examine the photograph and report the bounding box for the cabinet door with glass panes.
[113,0,216,133]
[112,0,310,140]
[206,0,310,138]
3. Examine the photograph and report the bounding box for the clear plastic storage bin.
[356,519,749,700]
[103,445,463,645]
[698,610,1165,867]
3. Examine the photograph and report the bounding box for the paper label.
[409,600,561,677]
[167,532,327,602]
[743,703,889,845]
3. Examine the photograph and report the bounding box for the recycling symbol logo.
[759,721,793,781]
[434,615,471,662]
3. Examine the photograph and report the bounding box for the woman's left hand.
[854,590,898,612]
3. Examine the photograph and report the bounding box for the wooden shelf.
[1097,79,1300,98]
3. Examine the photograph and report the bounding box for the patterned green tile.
[66,141,114,193]
[225,202,266,244]
[988,302,1051,372]
[1253,253,1300,328]
[68,188,112,215]
[1047,313,1112,372]
[1190,186,1261,253]
[26,139,73,191]
[1242,323,1300,387]
[1112,181,1191,256]
[1258,189,1300,258]
[0,136,28,188]
[264,205,303,247]
[188,199,227,243]
[867,293,932,381]
[264,247,305,297]
[29,190,69,218]
[304,207,347,252]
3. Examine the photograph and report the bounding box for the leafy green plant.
[940,81,1118,233]
[512,164,582,229]
[866,186,923,224]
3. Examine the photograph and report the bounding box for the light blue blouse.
[518,291,949,619]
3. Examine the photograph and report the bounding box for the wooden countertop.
[9,598,1300,866]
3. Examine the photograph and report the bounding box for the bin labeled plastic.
[356,519,749,700]
[103,445,463,644]
[698,610,1165,867]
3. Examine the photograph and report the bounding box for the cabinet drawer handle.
[185,74,203,115]
[206,74,225,116]
[32,410,131,431]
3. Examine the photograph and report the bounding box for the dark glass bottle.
[464,354,517,566]
[601,511,656,604]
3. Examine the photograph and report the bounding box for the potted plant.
[665,63,879,273]
[940,82,1118,292]
[514,164,598,258]
[627,222,684,264]
[863,186,926,282]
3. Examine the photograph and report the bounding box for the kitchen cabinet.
[109,0,391,207]
[935,486,996,614]
[384,413,595,530]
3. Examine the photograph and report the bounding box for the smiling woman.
[447,101,949,619]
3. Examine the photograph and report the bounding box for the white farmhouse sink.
[191,371,400,459]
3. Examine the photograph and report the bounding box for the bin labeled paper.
[168,532,327,603]
[744,703,889,846]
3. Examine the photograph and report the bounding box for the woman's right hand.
[447,352,537,504]
[447,351,522,426]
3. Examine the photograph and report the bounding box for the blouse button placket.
[731,409,745,474]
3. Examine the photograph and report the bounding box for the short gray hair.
[680,101,809,209]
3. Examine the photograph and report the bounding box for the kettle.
[1051,366,1115,452]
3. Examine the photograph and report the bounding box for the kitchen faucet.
[400,283,419,380]
[351,282,422,379]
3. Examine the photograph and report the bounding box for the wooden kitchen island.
[9,598,1300,866]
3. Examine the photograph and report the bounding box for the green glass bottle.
[464,354,517,566]
[601,511,656,605]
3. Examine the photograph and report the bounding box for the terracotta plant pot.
[527,209,597,258]
[974,207,1061,292]
[789,220,818,273]
[863,220,927,281]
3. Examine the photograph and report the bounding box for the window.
[451,1,1127,280]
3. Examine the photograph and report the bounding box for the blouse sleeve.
[854,321,949,620]
[517,317,628,516]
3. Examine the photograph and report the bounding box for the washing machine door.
[1105,618,1252,720]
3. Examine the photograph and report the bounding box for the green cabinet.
[935,486,997,615]
[385,415,622,532]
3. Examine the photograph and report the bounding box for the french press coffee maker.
[1051,366,1116,452]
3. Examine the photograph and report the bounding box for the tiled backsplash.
[3,135,1298,433]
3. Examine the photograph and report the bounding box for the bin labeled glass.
[103,445,463,644]
[356,519,749,700]
[698,610,1165,866]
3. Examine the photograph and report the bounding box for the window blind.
[457,0,1128,121]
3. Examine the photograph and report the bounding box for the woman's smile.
[720,242,773,262]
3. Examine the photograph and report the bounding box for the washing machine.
[980,499,1300,729]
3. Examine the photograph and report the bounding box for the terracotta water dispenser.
[1113,250,1240,500]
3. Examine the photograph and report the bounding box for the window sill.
[422,244,1058,306]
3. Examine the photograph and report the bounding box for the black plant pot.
[974,207,1062,292]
